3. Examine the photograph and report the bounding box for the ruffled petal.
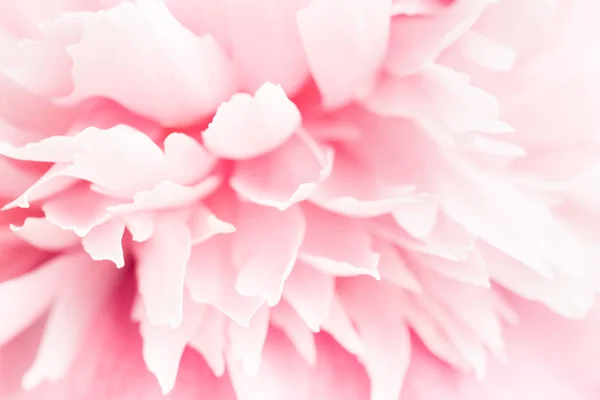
[61,0,236,126]
[202,82,302,160]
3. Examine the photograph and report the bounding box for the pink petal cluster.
[1,0,600,399]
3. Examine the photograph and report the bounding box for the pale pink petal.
[0,157,38,200]
[61,0,236,126]
[0,253,69,346]
[188,204,236,245]
[0,229,48,283]
[10,217,79,251]
[339,278,412,400]
[41,183,116,236]
[227,305,270,375]
[2,164,78,210]
[320,294,364,356]
[1,13,82,98]
[365,64,500,134]
[392,193,440,239]
[3,274,238,400]
[270,301,317,365]
[163,133,217,186]
[121,211,155,243]
[435,157,588,278]
[391,0,446,16]
[107,178,222,215]
[136,211,192,328]
[226,328,312,400]
[0,135,76,163]
[419,273,508,360]
[384,0,494,76]
[297,0,392,107]
[232,202,305,306]
[81,218,126,268]
[189,306,227,377]
[371,212,475,262]
[299,204,380,278]
[63,125,166,198]
[282,260,335,332]
[373,239,423,292]
[309,146,416,218]
[223,0,310,95]
[138,294,206,394]
[481,242,594,319]
[22,255,118,389]
[202,82,302,160]
[185,235,264,326]
[230,131,333,210]
[450,30,517,72]
[407,247,490,286]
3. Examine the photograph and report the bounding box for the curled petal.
[202,82,302,160]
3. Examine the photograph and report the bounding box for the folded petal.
[163,133,217,186]
[232,202,305,306]
[230,130,333,210]
[365,64,500,134]
[61,0,236,126]
[185,235,264,326]
[10,217,79,251]
[282,260,335,332]
[384,0,494,76]
[81,218,126,268]
[299,204,380,278]
[202,82,302,160]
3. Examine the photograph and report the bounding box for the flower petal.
[297,0,392,107]
[299,205,380,278]
[135,211,192,328]
[230,131,332,210]
[61,0,236,126]
[202,82,302,160]
[22,255,118,389]
[232,202,305,306]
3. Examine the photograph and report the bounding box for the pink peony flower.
[1,0,600,399]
